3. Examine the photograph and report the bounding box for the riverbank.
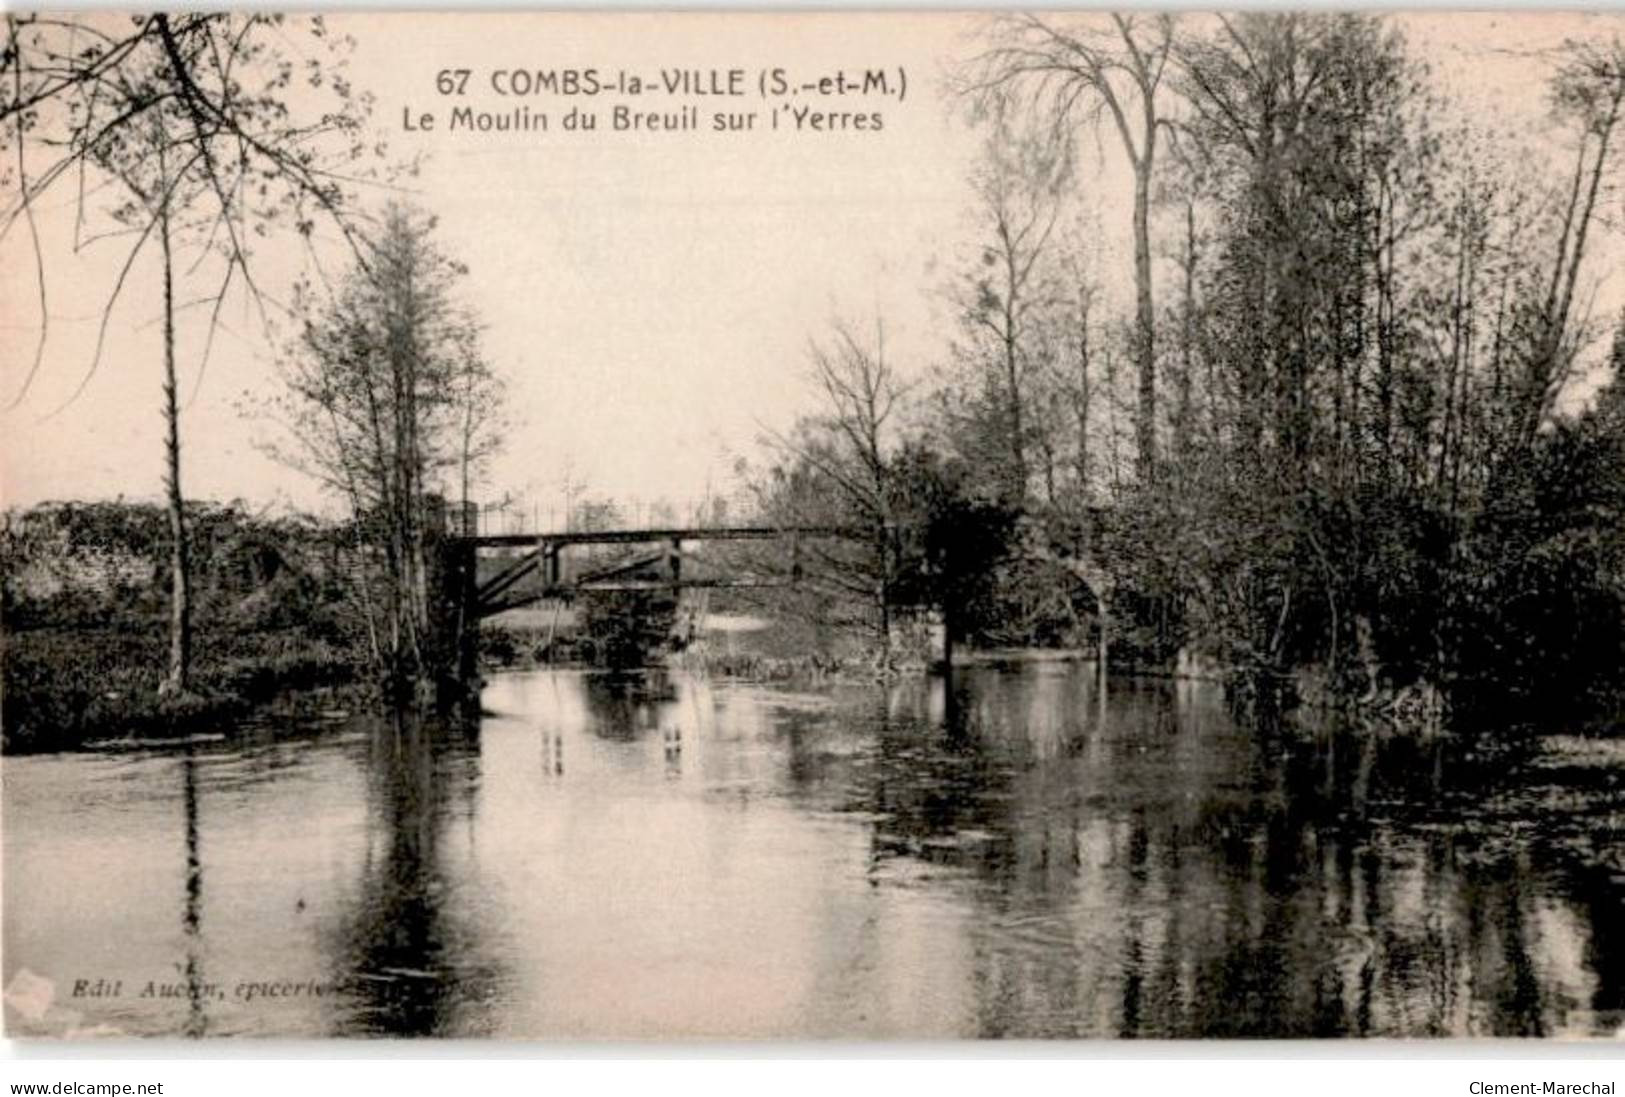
[2,622,364,753]
[2,499,381,752]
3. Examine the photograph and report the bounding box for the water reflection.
[581,671,677,742]
[181,746,205,1039]
[3,664,1621,1039]
[328,710,500,1037]
[808,671,1624,1038]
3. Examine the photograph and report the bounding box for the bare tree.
[946,97,1068,506]
[450,328,508,527]
[1516,37,1625,449]
[961,12,1177,476]
[120,125,197,695]
[760,318,908,650]
[269,204,500,698]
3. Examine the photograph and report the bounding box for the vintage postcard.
[3,11,1623,1040]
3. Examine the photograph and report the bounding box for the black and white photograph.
[3,9,1624,1044]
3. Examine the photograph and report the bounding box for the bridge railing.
[447,493,767,539]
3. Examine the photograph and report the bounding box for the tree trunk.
[158,193,192,698]
[1132,159,1156,476]
[1097,593,1110,688]
[1179,199,1197,460]
[1003,299,1027,503]
[1076,286,1092,498]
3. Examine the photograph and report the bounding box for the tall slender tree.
[962,13,1177,476]
[4,13,377,696]
[946,98,1069,506]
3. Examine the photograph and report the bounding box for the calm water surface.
[5,665,1623,1038]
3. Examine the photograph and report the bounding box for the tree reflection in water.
[776,667,1625,1038]
[330,708,499,1037]
[17,663,1609,1039]
[180,745,205,1038]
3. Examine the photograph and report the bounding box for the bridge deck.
[460,525,856,549]
[462,524,858,617]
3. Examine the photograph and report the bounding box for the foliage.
[758,14,1625,725]
[268,204,504,699]
[2,624,360,752]
[3,499,342,624]
[1,500,364,752]
[576,590,678,670]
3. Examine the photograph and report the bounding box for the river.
[4,664,1622,1039]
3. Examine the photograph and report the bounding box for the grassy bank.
[2,621,365,753]
[2,499,378,753]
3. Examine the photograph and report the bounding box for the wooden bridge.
[454,526,857,619]
[426,514,1110,689]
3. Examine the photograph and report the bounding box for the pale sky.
[3,11,1622,522]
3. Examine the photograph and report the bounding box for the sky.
[3,11,1623,524]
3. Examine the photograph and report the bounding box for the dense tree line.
[761,14,1625,722]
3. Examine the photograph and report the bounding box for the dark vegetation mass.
[4,13,1625,750]
[741,15,1625,729]
[2,501,361,751]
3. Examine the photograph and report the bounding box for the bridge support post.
[457,539,480,687]
[426,533,480,706]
